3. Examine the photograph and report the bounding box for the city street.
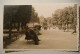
[6,27,78,50]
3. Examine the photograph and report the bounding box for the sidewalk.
[5,28,78,50]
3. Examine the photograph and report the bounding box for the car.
[34,25,41,31]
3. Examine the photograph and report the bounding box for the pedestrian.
[63,26,66,32]
[25,26,31,40]
[29,28,40,41]
[25,26,40,45]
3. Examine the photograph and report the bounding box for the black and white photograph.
[3,3,78,51]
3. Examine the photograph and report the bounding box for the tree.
[72,4,77,33]
[4,5,32,39]
[30,7,40,26]
[15,5,32,30]
[52,4,77,32]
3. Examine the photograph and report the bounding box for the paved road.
[6,28,78,50]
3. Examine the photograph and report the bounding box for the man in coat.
[25,26,40,45]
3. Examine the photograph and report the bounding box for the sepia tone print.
[3,4,78,51]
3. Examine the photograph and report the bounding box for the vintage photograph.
[3,3,78,51]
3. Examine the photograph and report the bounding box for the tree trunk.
[9,22,12,40]
[17,23,20,31]
[66,23,69,32]
[74,26,76,33]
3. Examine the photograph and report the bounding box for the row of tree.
[4,5,39,39]
[52,4,77,32]
[4,5,39,31]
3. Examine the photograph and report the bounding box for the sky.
[32,3,74,18]
[1,0,79,18]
